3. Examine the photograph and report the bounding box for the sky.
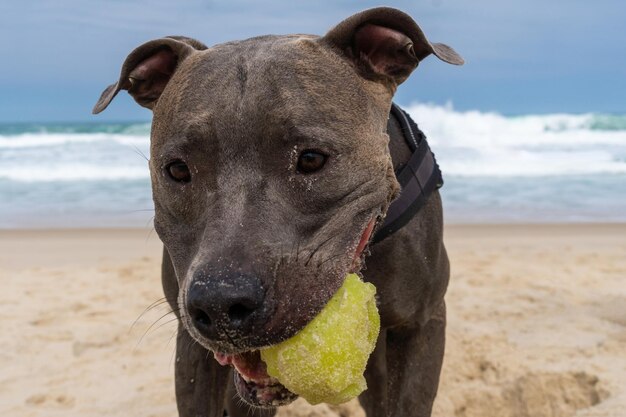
[0,0,625,122]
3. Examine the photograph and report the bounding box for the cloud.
[1,0,625,120]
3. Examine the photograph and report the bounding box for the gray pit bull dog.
[94,7,462,417]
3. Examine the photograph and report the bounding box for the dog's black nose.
[186,270,264,339]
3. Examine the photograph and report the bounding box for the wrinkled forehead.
[152,35,390,146]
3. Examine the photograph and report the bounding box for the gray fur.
[94,7,461,417]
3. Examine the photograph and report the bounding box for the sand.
[1,224,624,417]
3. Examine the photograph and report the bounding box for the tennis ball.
[260,273,380,405]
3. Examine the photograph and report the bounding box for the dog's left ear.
[321,7,464,86]
[92,36,207,114]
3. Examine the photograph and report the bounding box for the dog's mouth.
[211,217,379,408]
[214,351,298,407]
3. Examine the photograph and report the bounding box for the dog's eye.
[166,160,191,183]
[297,151,327,174]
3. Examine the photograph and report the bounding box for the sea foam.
[2,105,625,183]
[1,105,625,227]
[404,103,626,177]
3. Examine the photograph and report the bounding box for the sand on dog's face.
[0,224,624,416]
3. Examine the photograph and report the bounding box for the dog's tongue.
[214,351,271,383]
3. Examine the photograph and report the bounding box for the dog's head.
[95,7,461,406]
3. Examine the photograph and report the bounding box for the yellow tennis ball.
[260,273,380,405]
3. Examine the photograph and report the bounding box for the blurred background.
[1,0,625,227]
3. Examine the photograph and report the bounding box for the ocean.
[1,103,625,228]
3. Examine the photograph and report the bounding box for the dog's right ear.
[92,37,206,114]
[321,7,463,87]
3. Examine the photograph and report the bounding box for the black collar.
[371,103,444,244]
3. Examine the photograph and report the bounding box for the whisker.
[127,208,155,213]
[305,233,335,267]
[145,220,156,243]
[150,315,180,334]
[317,252,344,268]
[166,327,179,363]
[186,337,199,357]
[131,144,149,162]
[129,297,168,332]
[134,309,178,350]
[145,215,155,230]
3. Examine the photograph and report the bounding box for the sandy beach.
[1,224,624,417]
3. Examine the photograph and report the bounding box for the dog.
[94,7,462,417]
